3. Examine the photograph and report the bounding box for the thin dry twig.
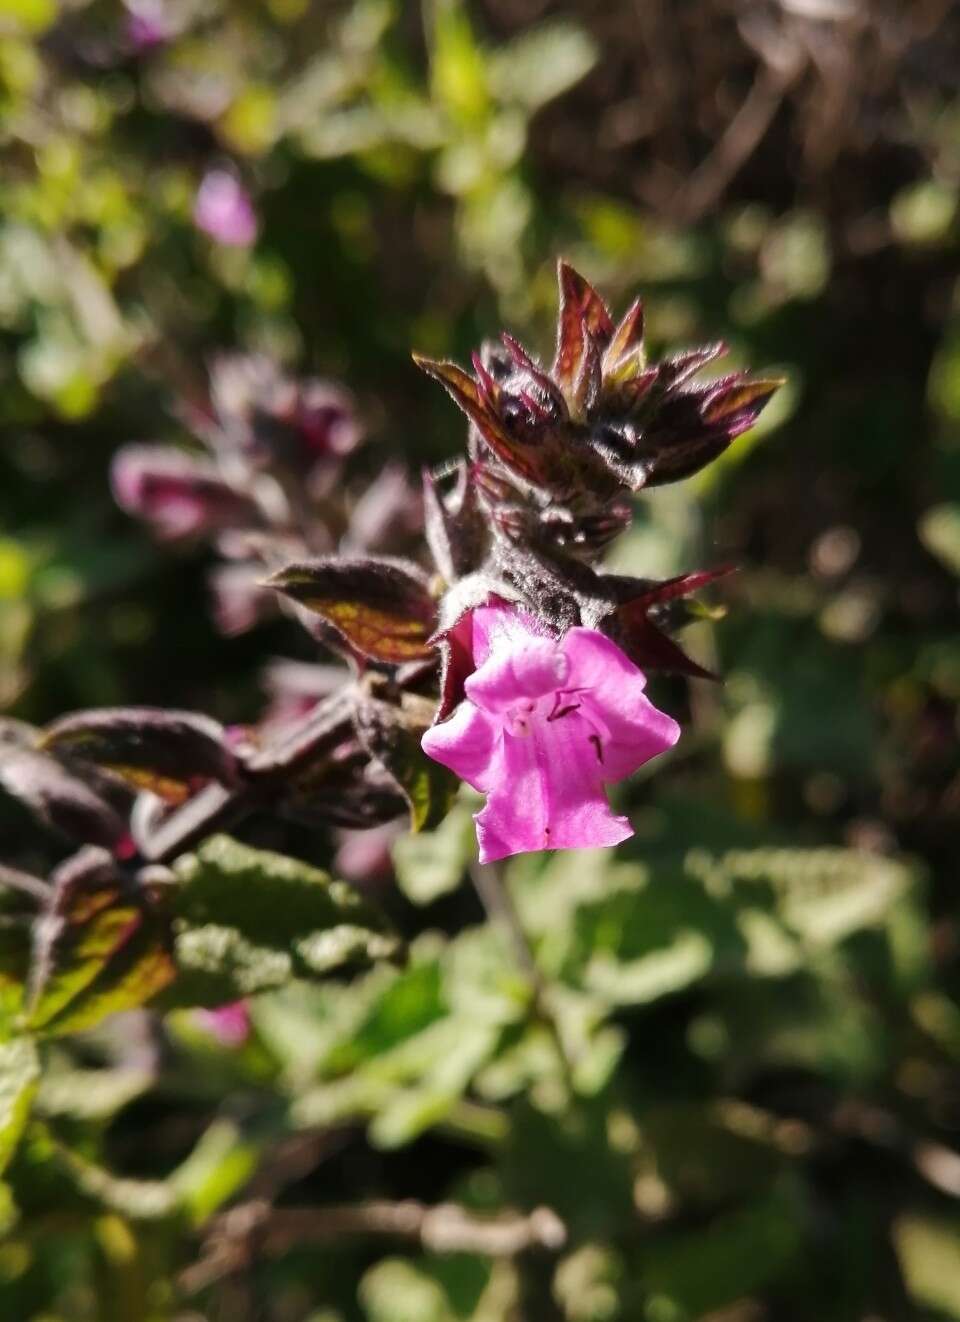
[469,860,578,1079]
[677,57,803,222]
[179,1198,566,1294]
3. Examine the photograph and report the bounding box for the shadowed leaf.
[616,600,719,680]
[422,462,486,584]
[42,709,238,806]
[0,744,128,849]
[354,694,457,832]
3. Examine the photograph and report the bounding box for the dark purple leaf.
[26,847,174,1035]
[111,444,257,540]
[552,261,614,394]
[422,461,486,583]
[0,744,129,849]
[265,556,438,664]
[42,708,240,805]
[353,692,456,832]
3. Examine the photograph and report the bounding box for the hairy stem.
[469,861,577,1083]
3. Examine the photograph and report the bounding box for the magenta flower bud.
[422,604,680,863]
[111,444,255,540]
[193,170,257,247]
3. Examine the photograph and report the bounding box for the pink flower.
[196,999,250,1048]
[422,604,680,863]
[193,170,257,247]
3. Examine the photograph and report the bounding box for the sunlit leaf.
[26,848,175,1036]
[266,556,438,662]
[553,261,613,395]
[920,503,960,577]
[171,835,400,1005]
[392,800,476,903]
[0,1037,39,1174]
[41,708,238,805]
[488,21,597,111]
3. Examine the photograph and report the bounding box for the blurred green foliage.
[2,0,960,1319]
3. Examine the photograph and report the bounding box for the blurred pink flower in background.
[196,1000,250,1048]
[193,170,258,247]
[335,820,405,886]
[111,444,256,540]
[124,0,171,51]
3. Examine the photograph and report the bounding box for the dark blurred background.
[2,2,960,1319]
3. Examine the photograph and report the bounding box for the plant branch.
[469,861,577,1081]
[179,1198,566,1294]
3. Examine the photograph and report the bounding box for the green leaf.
[171,835,400,1005]
[890,180,958,246]
[685,846,915,947]
[488,21,597,110]
[517,853,744,1007]
[920,503,960,577]
[499,1097,633,1240]
[638,1181,804,1316]
[430,0,489,125]
[0,1037,39,1174]
[638,1102,784,1209]
[895,1214,960,1317]
[170,1118,260,1227]
[392,801,476,903]
[0,0,58,34]
[323,958,446,1074]
[369,1022,500,1148]
[36,1063,152,1121]
[361,1254,495,1322]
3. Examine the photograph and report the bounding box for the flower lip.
[464,636,569,714]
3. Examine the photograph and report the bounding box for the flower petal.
[474,713,632,863]
[466,636,568,715]
[562,627,681,781]
[421,702,499,792]
[471,603,550,668]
